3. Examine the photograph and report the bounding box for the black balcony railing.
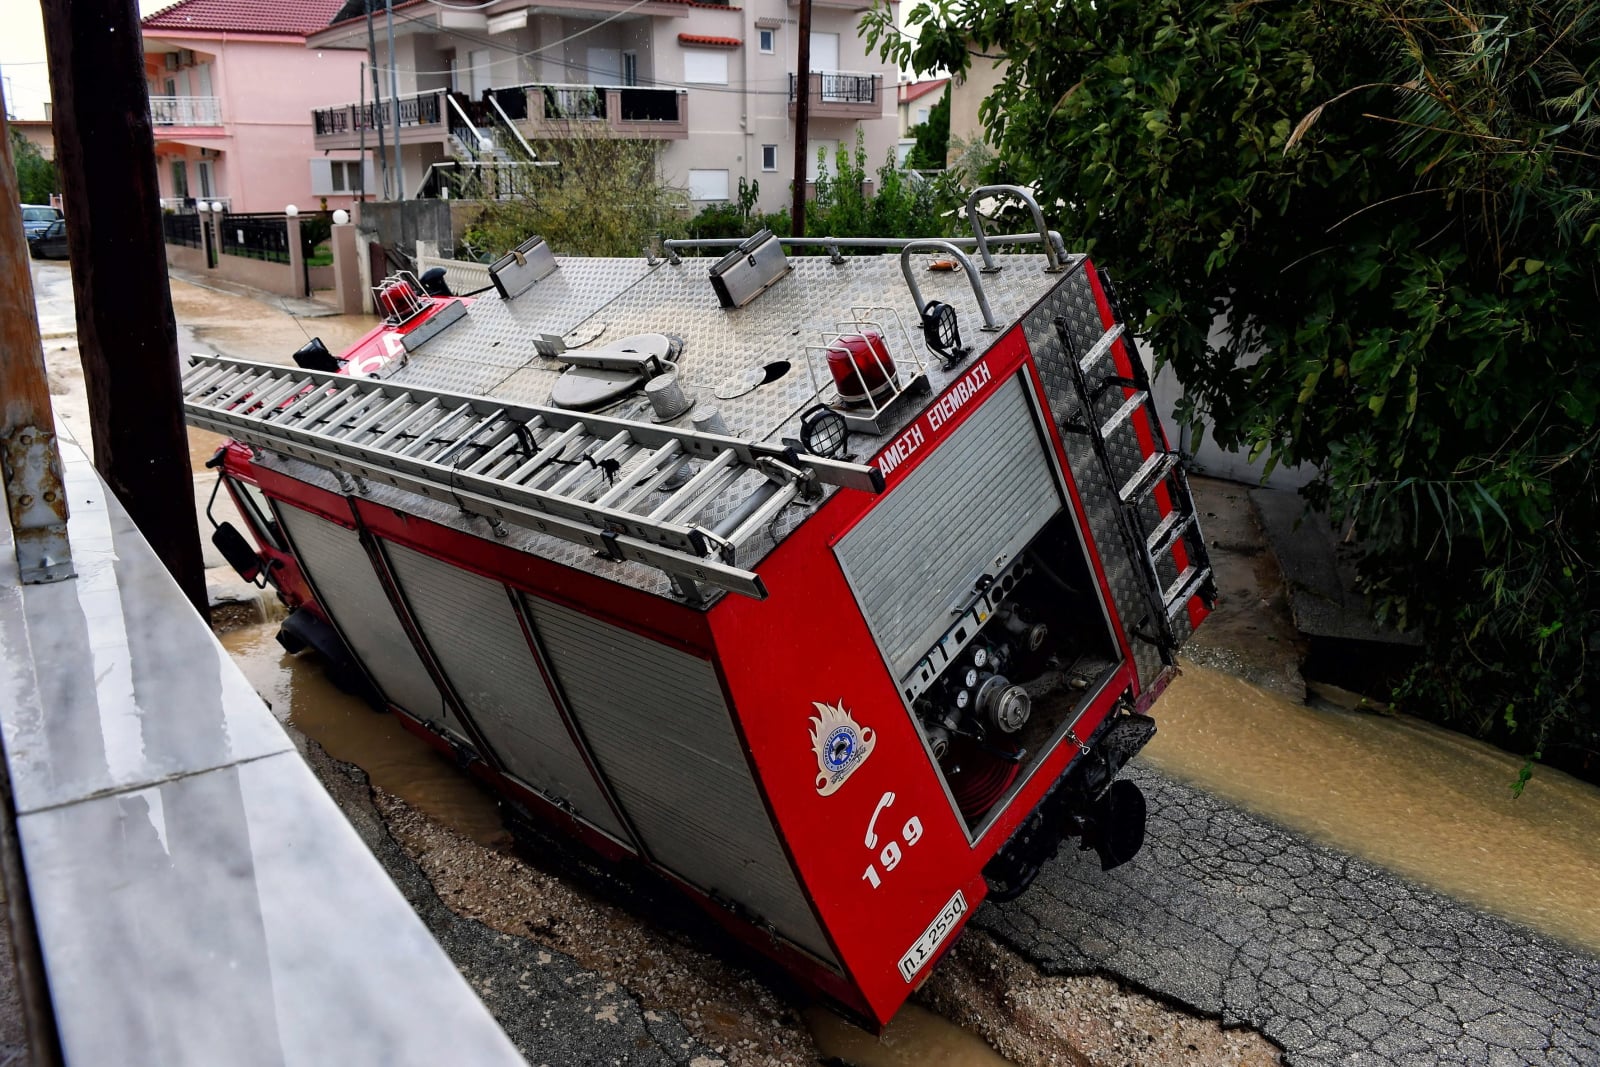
[789,72,878,105]
[618,88,681,123]
[161,212,203,248]
[219,212,292,263]
[313,91,443,137]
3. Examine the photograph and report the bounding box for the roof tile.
[142,0,352,37]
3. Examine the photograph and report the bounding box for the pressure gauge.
[972,647,990,669]
[963,667,980,688]
[954,689,971,710]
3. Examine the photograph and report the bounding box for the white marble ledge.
[1,432,526,1065]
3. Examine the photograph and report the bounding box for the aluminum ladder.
[181,353,884,601]
[1053,298,1214,660]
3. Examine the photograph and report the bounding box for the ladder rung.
[504,423,586,484]
[1100,390,1148,438]
[211,368,278,410]
[1164,565,1212,617]
[1119,451,1178,504]
[273,380,334,423]
[547,431,631,495]
[372,398,438,450]
[649,451,737,522]
[398,403,472,458]
[341,393,414,442]
[299,383,365,430]
[1078,323,1124,373]
[1146,509,1196,554]
[598,441,682,509]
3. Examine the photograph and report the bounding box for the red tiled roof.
[678,33,741,47]
[143,0,352,37]
[899,78,948,105]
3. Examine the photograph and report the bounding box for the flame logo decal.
[809,699,875,796]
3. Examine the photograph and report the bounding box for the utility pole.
[0,93,74,586]
[386,0,405,201]
[367,0,390,199]
[790,0,812,239]
[39,0,208,617]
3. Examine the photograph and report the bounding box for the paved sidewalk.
[980,767,1600,1066]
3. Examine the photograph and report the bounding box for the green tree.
[904,89,950,171]
[462,133,689,258]
[867,0,1600,776]
[10,128,56,205]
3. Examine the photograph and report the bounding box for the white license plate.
[898,890,967,982]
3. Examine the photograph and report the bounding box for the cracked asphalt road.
[978,766,1600,1066]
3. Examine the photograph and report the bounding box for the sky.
[1,0,171,120]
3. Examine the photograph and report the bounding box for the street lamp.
[209,201,223,214]
[332,209,350,226]
[285,204,300,217]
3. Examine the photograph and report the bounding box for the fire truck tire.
[277,608,384,710]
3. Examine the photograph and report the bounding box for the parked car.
[28,219,68,260]
[20,205,61,240]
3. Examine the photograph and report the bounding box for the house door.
[171,159,189,199]
[468,49,491,97]
[810,32,841,99]
[587,48,621,86]
[197,160,214,199]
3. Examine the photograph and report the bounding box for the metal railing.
[159,196,232,212]
[161,212,203,248]
[312,90,444,137]
[150,95,222,126]
[487,83,684,125]
[789,71,878,105]
[218,212,291,263]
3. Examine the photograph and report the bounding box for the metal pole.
[366,1,389,200]
[791,0,811,238]
[41,0,207,614]
[0,93,74,585]
[386,0,404,200]
[358,61,367,202]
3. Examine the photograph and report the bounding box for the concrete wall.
[163,240,304,297]
[946,55,1008,164]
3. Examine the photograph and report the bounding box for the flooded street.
[1145,662,1600,955]
[220,625,508,847]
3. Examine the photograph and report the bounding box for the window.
[688,169,730,201]
[758,28,775,53]
[196,160,213,199]
[761,144,778,171]
[623,50,638,87]
[915,107,930,124]
[683,50,728,85]
[310,158,370,196]
[171,159,189,199]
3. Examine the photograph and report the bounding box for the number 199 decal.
[862,791,922,890]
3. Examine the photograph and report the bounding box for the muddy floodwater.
[1146,661,1600,955]
[220,625,507,846]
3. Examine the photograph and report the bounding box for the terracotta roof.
[898,78,948,105]
[142,0,353,36]
[678,33,741,48]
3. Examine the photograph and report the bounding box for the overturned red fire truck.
[186,187,1213,1027]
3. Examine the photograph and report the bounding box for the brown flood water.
[808,1005,1012,1066]
[1146,661,1600,955]
[220,624,507,846]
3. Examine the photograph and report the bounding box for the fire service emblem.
[809,700,875,796]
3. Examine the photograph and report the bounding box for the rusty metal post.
[0,95,75,585]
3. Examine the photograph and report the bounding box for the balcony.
[486,85,688,141]
[788,72,883,119]
[312,90,446,150]
[150,95,222,128]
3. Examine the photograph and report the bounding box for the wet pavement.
[980,763,1600,1065]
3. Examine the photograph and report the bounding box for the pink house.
[143,0,369,214]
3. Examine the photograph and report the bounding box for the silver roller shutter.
[835,375,1063,679]
[523,597,835,964]
[381,541,629,843]
[275,507,468,742]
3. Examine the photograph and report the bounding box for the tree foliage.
[462,135,689,258]
[10,128,56,205]
[905,89,951,171]
[867,0,1600,776]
